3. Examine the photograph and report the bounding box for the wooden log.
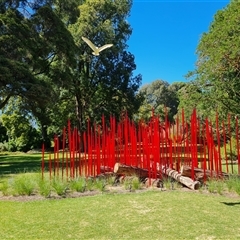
[162,166,200,190]
[114,163,149,178]
[180,165,229,181]
[100,165,113,173]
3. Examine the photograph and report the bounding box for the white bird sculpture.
[82,37,113,56]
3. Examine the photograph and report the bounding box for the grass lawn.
[0,190,240,239]
[0,152,43,175]
[0,152,240,239]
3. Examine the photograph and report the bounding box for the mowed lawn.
[1,152,240,239]
[0,190,240,240]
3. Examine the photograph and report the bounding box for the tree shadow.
[0,154,44,175]
[221,202,240,206]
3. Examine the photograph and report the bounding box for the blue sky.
[127,0,230,86]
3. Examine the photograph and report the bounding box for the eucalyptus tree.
[0,0,80,144]
[185,0,240,121]
[63,0,142,130]
[136,80,185,122]
[1,0,142,145]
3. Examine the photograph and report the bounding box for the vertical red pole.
[41,143,44,180]
[198,118,203,168]
[84,132,87,177]
[49,154,52,180]
[138,121,142,168]
[222,121,229,173]
[96,126,101,175]
[164,107,169,168]
[56,136,59,178]
[181,108,186,167]
[202,123,207,183]
[228,114,234,173]
[78,134,81,177]
[53,135,56,177]
[209,121,214,173]
[236,117,240,174]
[74,128,78,178]
[101,115,105,173]
[215,112,220,175]
[190,109,198,179]
[67,119,72,178]
[176,114,180,171]
[205,119,211,176]
[66,149,68,179]
[87,119,92,176]
[185,122,190,166]
[113,115,116,168]
[92,123,96,177]
[62,127,66,180]
[124,114,127,165]
[71,129,75,178]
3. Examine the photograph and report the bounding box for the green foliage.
[52,178,68,196]
[0,0,142,141]
[220,137,238,161]
[136,80,185,122]
[69,178,86,193]
[0,179,10,196]
[65,0,142,130]
[86,178,95,191]
[123,176,141,191]
[226,175,240,195]
[162,177,173,190]
[12,174,36,196]
[0,141,9,152]
[184,1,240,120]
[38,178,52,197]
[94,178,106,192]
[131,176,141,190]
[1,99,42,152]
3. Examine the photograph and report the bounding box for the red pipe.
[41,143,44,180]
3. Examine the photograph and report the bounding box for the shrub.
[94,178,106,192]
[52,178,68,196]
[0,179,11,196]
[86,178,95,191]
[69,178,86,193]
[38,178,52,197]
[12,174,36,196]
[131,177,141,190]
[0,141,9,152]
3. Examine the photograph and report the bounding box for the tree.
[0,1,80,145]
[185,0,240,121]
[63,0,142,130]
[0,0,142,147]
[136,80,185,122]
[1,97,42,152]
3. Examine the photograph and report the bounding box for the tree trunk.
[100,165,114,173]
[162,166,200,190]
[180,165,229,182]
[114,163,149,178]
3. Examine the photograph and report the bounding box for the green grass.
[0,190,240,239]
[0,152,43,175]
[1,152,240,239]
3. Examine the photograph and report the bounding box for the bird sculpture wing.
[82,37,98,52]
[98,44,113,53]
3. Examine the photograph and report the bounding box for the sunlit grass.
[0,190,240,239]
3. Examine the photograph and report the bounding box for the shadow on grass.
[221,202,240,206]
[0,153,44,175]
